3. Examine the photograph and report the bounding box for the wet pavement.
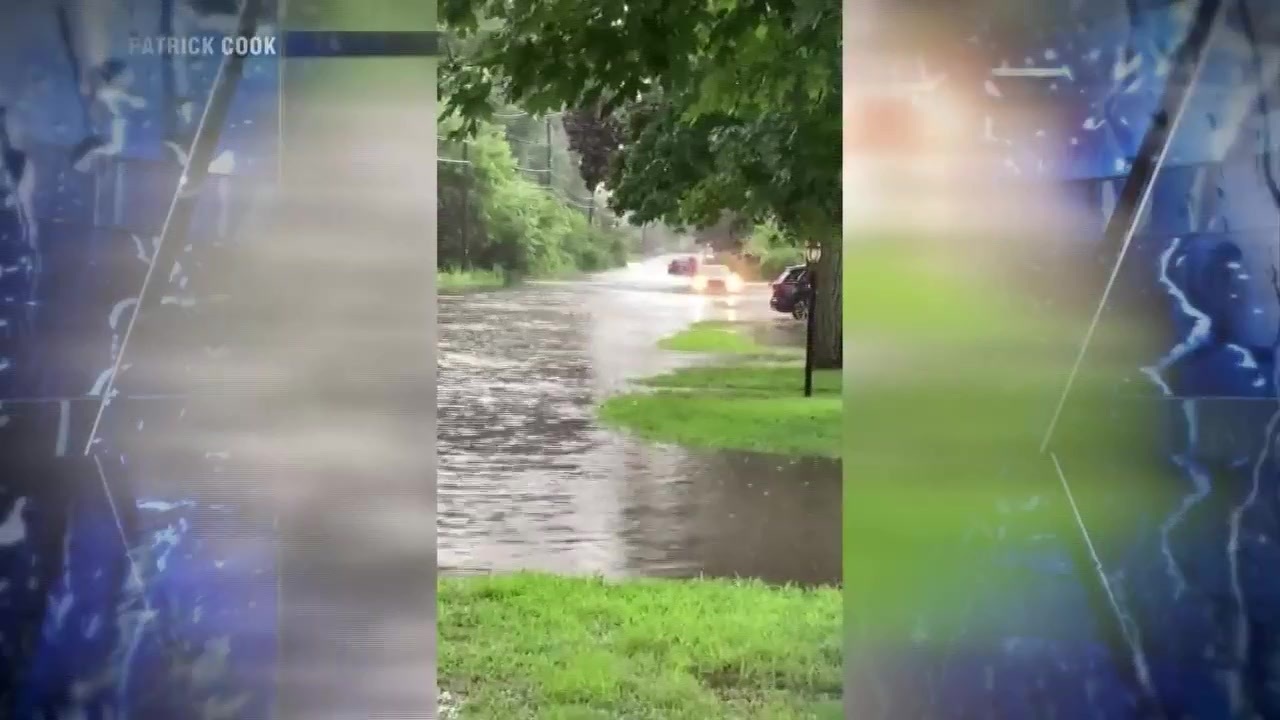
[437,256,842,586]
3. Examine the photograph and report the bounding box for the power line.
[437,159,601,212]
[436,157,549,177]
[437,134,547,147]
[490,110,564,120]
[550,168,587,187]
[540,185,596,209]
[438,130,601,210]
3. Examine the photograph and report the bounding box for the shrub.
[761,246,805,280]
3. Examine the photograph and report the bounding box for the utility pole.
[460,142,470,267]
[544,116,552,187]
[587,197,594,226]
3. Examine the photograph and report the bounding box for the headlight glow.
[725,274,743,292]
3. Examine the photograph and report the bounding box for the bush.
[745,219,793,254]
[761,246,805,280]
[438,266,508,291]
[742,218,804,280]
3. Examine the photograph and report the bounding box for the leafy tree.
[440,0,842,367]
[438,120,626,277]
[440,15,624,254]
[561,106,624,192]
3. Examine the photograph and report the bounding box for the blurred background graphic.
[0,1,435,717]
[845,0,1280,717]
[0,0,281,716]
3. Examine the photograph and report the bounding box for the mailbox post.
[803,240,821,397]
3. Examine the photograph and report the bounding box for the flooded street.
[437,257,841,586]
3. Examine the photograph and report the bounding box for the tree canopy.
[439,0,840,236]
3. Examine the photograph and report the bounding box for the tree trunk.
[813,228,842,369]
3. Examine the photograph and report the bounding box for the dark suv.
[769,265,811,319]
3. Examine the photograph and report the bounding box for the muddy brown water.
[437,257,841,586]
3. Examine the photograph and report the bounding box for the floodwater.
[437,256,841,586]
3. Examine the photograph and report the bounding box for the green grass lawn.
[657,321,801,357]
[601,323,840,457]
[438,267,510,292]
[438,573,842,719]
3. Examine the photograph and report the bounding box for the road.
[438,255,841,586]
